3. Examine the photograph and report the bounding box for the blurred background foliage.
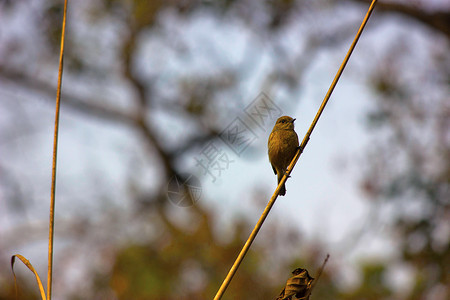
[0,0,448,299]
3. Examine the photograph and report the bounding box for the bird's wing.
[271,164,277,175]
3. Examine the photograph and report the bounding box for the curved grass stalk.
[11,254,46,300]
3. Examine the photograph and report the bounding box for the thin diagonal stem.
[48,0,68,299]
[213,1,378,299]
[304,254,330,299]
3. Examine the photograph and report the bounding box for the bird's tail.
[277,173,286,196]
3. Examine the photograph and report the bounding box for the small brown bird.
[268,116,299,196]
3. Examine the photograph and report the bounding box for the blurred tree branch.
[0,66,219,177]
[0,67,135,125]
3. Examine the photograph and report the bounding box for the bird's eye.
[281,120,285,123]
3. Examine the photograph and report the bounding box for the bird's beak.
[291,118,296,123]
